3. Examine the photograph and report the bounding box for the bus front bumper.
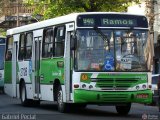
[74,89,152,104]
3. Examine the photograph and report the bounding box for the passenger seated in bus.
[19,48,25,60]
[26,49,32,59]
[6,51,12,60]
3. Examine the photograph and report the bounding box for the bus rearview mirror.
[70,36,77,50]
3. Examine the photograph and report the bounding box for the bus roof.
[6,12,147,35]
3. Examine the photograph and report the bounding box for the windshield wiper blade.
[93,26,110,51]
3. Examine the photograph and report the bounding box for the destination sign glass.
[101,18,137,27]
[83,18,95,26]
[77,14,148,28]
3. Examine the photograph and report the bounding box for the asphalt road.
[0,93,159,120]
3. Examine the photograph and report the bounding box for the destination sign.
[83,18,95,26]
[77,14,148,28]
[101,19,137,27]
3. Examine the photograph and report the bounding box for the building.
[0,0,42,30]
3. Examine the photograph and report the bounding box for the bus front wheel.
[57,86,69,113]
[115,103,131,115]
[20,82,30,106]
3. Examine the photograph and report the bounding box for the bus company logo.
[113,85,116,90]
[52,71,62,76]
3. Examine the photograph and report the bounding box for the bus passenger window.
[42,29,54,58]
[54,26,65,57]
[25,33,33,59]
[6,51,12,61]
[18,34,25,60]
[5,36,13,61]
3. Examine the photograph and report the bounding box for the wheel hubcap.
[21,87,25,102]
[58,90,63,108]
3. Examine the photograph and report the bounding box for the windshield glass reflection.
[75,29,148,72]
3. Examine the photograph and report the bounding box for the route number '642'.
[20,67,27,76]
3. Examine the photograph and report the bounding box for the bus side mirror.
[70,35,77,50]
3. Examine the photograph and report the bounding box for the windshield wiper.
[93,26,110,51]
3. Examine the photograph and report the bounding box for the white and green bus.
[0,36,6,93]
[4,12,153,115]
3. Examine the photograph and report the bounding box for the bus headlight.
[74,84,79,88]
[142,84,146,89]
[82,84,86,88]
[148,85,152,89]
[136,86,139,90]
[89,85,93,89]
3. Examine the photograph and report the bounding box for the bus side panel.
[40,58,64,84]
[0,43,5,92]
[0,70,4,90]
[4,61,12,96]
[4,61,12,83]
[40,58,64,101]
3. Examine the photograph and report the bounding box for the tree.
[0,28,6,36]
[26,0,140,19]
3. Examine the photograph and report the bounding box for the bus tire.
[32,100,40,107]
[20,82,30,106]
[57,85,69,113]
[74,103,87,109]
[115,103,131,115]
[0,87,4,94]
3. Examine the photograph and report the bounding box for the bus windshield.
[75,29,148,72]
[0,45,5,70]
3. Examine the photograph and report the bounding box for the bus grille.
[93,78,139,90]
[100,94,129,102]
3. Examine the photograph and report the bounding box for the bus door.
[12,40,18,97]
[32,36,41,99]
[0,37,6,93]
[64,23,74,102]
[12,35,19,97]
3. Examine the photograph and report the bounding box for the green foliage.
[26,0,140,19]
[0,28,6,36]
